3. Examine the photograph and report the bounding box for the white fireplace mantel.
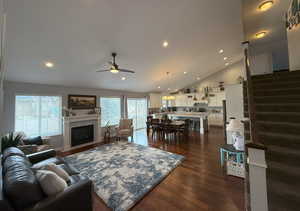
[62,114,102,152]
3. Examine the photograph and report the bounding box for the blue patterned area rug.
[64,142,184,211]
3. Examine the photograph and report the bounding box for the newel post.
[247,143,268,211]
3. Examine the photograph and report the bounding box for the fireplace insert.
[71,125,94,147]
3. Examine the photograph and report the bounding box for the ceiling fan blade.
[119,69,135,73]
[96,69,110,72]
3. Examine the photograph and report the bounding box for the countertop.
[152,112,209,118]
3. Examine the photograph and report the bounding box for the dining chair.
[151,119,162,139]
[177,119,190,138]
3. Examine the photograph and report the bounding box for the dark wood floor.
[64,127,245,211]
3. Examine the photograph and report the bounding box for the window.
[100,97,121,126]
[15,96,62,137]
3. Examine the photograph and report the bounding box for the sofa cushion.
[32,157,65,169]
[0,161,14,211]
[3,156,44,210]
[35,163,70,182]
[35,170,67,196]
[57,163,79,176]
[23,136,43,146]
[2,147,26,163]
[67,174,88,186]
[3,155,32,172]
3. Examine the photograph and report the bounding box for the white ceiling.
[242,0,291,70]
[242,0,290,46]
[4,0,244,93]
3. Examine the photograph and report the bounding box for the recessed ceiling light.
[45,62,54,68]
[163,41,169,48]
[224,57,228,61]
[259,1,274,11]
[184,71,187,74]
[225,63,230,66]
[158,86,161,89]
[255,31,267,39]
[121,77,126,80]
[219,49,224,54]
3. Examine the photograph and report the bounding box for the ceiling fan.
[96,53,135,74]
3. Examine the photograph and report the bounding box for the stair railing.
[243,46,260,144]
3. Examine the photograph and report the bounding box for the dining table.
[146,119,186,138]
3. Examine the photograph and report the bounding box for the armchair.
[116,119,134,141]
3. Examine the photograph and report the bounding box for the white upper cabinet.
[208,91,225,107]
[149,93,162,108]
[173,93,207,107]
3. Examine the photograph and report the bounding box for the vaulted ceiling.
[4,0,244,92]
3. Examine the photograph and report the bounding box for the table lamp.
[227,118,244,151]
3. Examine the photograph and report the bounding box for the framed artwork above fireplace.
[68,95,97,110]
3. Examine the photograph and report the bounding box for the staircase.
[245,70,300,211]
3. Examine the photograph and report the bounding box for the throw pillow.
[23,136,43,145]
[33,163,70,182]
[35,170,67,196]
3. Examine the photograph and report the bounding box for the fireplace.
[71,125,94,147]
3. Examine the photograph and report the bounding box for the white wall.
[249,53,273,76]
[187,60,245,92]
[3,81,147,148]
[287,24,300,71]
[248,39,290,75]
[0,87,3,134]
[225,84,244,144]
[0,0,5,135]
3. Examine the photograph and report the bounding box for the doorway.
[127,98,147,130]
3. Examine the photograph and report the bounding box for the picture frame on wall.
[286,0,300,30]
[68,95,97,110]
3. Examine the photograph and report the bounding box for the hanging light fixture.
[162,95,175,100]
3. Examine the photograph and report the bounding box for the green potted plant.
[1,132,24,152]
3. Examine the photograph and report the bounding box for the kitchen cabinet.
[208,113,224,126]
[174,93,207,107]
[149,93,162,108]
[175,94,188,107]
[208,91,225,107]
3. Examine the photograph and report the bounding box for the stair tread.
[253,72,300,80]
[267,145,300,156]
[254,86,300,91]
[254,87,300,92]
[254,81,300,85]
[256,111,300,114]
[255,103,300,106]
[257,120,300,127]
[255,94,300,98]
[268,160,300,174]
[268,178,300,197]
[259,131,300,139]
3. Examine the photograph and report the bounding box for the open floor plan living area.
[0,0,300,211]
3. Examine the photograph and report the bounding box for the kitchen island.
[152,112,209,134]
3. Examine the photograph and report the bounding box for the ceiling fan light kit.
[96,52,135,74]
[110,68,119,74]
